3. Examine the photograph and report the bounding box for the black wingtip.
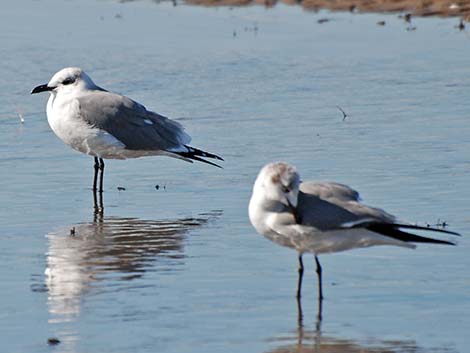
[189,146,224,161]
[177,145,224,168]
[366,223,458,246]
[186,155,223,168]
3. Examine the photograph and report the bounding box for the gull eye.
[281,185,290,193]
[62,77,75,85]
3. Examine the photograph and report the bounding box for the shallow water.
[1,1,469,352]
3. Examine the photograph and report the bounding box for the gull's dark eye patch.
[281,185,290,193]
[62,77,75,85]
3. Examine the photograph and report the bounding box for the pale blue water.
[0,1,469,352]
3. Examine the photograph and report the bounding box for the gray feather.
[76,91,191,152]
[297,182,396,231]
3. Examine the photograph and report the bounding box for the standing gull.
[31,67,223,193]
[249,162,460,302]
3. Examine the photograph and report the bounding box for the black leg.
[315,255,324,301]
[98,158,105,193]
[297,255,304,300]
[315,255,324,324]
[93,157,99,192]
[93,157,104,217]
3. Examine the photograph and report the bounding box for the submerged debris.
[435,219,449,228]
[47,338,61,346]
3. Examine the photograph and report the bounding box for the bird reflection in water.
[266,329,441,353]
[45,207,222,323]
[271,301,452,353]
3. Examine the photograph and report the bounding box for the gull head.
[253,162,301,208]
[31,67,97,95]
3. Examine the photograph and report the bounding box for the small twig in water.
[336,105,349,121]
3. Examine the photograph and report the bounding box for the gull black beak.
[31,84,53,94]
[286,198,301,224]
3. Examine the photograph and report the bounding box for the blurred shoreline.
[184,0,470,20]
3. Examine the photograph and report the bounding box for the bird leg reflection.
[296,290,323,338]
[297,255,304,300]
[316,292,323,331]
[296,295,304,328]
[93,187,104,221]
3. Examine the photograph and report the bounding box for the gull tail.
[176,146,224,168]
[366,223,459,245]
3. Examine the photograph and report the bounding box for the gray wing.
[300,181,360,202]
[297,181,396,231]
[76,91,191,151]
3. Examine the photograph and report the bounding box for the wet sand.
[186,0,470,20]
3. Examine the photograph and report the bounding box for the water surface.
[0,1,469,352]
